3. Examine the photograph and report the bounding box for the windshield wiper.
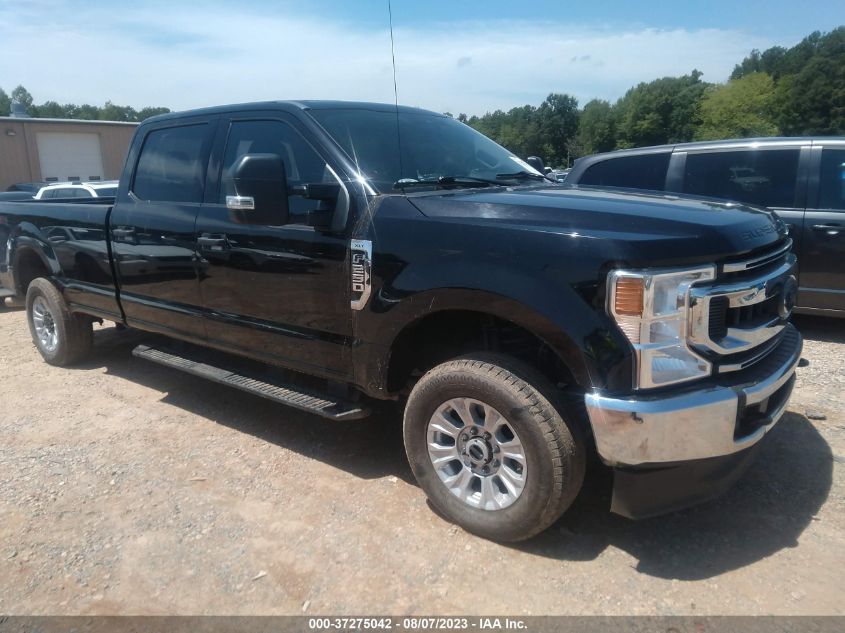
[393,175,503,190]
[495,171,551,182]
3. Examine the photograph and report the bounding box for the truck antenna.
[388,0,405,184]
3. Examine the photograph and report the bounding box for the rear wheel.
[403,353,585,542]
[26,278,92,366]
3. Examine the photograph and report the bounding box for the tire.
[25,278,93,366]
[403,353,586,542]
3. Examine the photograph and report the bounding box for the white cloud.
[0,3,777,115]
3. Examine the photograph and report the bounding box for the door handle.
[226,195,254,210]
[812,223,844,235]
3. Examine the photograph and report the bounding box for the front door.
[195,115,352,380]
[800,145,845,312]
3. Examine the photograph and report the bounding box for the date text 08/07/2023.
[307,617,528,630]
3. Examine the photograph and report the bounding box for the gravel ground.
[0,301,842,615]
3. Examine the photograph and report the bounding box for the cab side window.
[684,149,800,208]
[220,120,333,216]
[579,153,670,191]
[132,124,208,203]
[818,149,845,211]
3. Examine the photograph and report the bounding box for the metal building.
[0,108,137,190]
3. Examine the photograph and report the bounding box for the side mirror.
[227,153,289,225]
[526,156,545,173]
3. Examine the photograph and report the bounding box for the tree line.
[0,85,170,122]
[457,26,844,167]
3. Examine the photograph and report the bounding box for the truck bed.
[0,198,121,320]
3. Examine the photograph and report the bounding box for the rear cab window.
[131,124,208,203]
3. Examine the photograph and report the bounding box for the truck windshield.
[307,108,543,193]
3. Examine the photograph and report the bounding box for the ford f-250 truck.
[0,101,803,541]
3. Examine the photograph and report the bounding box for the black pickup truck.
[0,101,803,541]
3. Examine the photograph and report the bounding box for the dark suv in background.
[566,138,845,316]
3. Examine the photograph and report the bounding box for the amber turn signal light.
[614,277,645,316]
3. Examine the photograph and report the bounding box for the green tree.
[468,104,545,159]
[576,99,616,155]
[731,47,788,80]
[10,85,34,109]
[0,88,10,116]
[136,106,171,121]
[99,101,137,122]
[774,27,845,135]
[75,104,101,120]
[466,94,579,166]
[536,93,579,166]
[614,70,708,147]
[36,101,66,118]
[695,72,779,140]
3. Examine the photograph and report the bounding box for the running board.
[132,344,370,421]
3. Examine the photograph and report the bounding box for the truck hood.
[408,185,788,266]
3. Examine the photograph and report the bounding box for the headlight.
[608,265,715,389]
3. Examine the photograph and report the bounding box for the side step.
[132,344,370,421]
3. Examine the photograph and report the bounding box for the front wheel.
[403,353,585,542]
[26,278,92,366]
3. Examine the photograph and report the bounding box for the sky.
[1,0,843,116]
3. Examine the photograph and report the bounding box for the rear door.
[799,142,845,312]
[110,118,216,341]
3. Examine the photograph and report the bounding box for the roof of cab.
[141,100,442,125]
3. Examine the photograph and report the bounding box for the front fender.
[354,258,632,397]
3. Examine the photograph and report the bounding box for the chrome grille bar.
[722,238,792,273]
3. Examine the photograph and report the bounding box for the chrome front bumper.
[585,325,802,467]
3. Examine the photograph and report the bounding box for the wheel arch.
[358,287,607,398]
[386,307,582,393]
[13,240,58,295]
[8,221,61,294]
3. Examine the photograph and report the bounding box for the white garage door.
[36,132,104,182]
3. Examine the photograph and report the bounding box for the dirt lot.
[0,301,843,616]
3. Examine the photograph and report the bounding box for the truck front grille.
[708,293,782,341]
[689,238,796,374]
